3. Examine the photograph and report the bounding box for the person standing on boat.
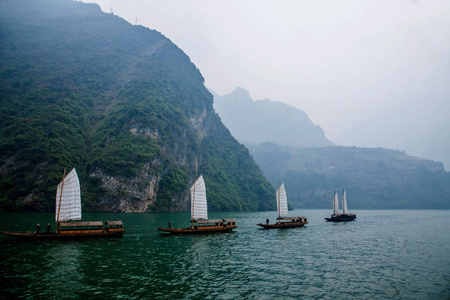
[266,218,269,225]
[46,223,51,233]
[36,223,40,234]
[168,221,171,229]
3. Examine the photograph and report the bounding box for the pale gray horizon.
[83,0,450,169]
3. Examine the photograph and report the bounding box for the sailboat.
[257,183,308,229]
[2,168,125,239]
[158,175,237,234]
[324,189,356,222]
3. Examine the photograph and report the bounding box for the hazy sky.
[82,0,450,169]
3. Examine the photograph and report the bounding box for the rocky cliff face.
[95,107,214,213]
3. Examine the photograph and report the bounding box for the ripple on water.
[1,210,450,299]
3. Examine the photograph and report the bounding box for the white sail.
[342,189,348,214]
[191,175,208,220]
[55,168,82,222]
[333,190,339,215]
[277,183,288,218]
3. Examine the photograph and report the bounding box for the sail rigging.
[257,182,307,228]
[277,183,288,218]
[191,175,207,220]
[342,189,348,214]
[325,189,356,222]
[333,190,339,215]
[3,167,125,238]
[158,174,237,233]
[55,168,82,222]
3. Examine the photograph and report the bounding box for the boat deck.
[158,219,237,234]
[2,230,124,239]
[2,220,125,239]
[158,225,237,234]
[325,214,356,222]
[257,217,308,229]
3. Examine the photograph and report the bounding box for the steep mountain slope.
[0,0,275,212]
[248,143,450,209]
[212,87,333,147]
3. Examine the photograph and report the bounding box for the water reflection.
[1,211,449,299]
[43,242,85,298]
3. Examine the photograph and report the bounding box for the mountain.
[0,0,275,212]
[212,86,449,209]
[212,87,334,147]
[248,143,450,209]
[335,112,450,171]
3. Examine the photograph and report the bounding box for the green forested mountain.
[248,143,450,209]
[0,0,275,212]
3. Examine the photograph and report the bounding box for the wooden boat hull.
[324,215,356,222]
[1,230,125,239]
[158,225,237,234]
[256,221,308,229]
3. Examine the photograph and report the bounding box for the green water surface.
[1,210,449,299]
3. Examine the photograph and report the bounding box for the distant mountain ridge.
[212,87,333,147]
[248,143,450,209]
[213,87,449,209]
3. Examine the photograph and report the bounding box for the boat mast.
[277,184,281,219]
[56,167,67,233]
[276,183,289,220]
[190,175,207,223]
[191,177,196,227]
[333,190,339,216]
[342,189,348,214]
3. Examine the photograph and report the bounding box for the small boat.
[257,183,308,229]
[2,168,125,239]
[324,189,356,222]
[158,175,237,234]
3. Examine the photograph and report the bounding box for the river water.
[1,210,449,299]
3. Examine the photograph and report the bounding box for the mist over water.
[1,210,449,299]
